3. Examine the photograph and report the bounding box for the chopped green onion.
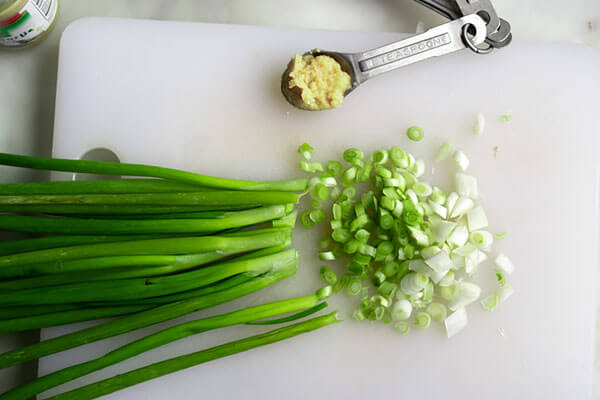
[390,147,409,168]
[298,143,314,160]
[406,126,424,142]
[452,150,470,172]
[309,209,325,223]
[318,251,336,261]
[330,219,342,230]
[373,150,389,165]
[495,270,507,287]
[407,226,429,247]
[394,321,410,334]
[347,260,365,275]
[353,309,366,321]
[377,281,398,297]
[494,253,514,275]
[299,160,324,173]
[311,182,329,201]
[374,306,385,320]
[436,142,453,162]
[359,243,376,258]
[344,239,360,255]
[473,112,485,135]
[413,312,431,329]
[330,187,341,201]
[497,284,514,303]
[356,163,373,182]
[341,167,357,186]
[300,210,315,228]
[341,186,357,200]
[346,277,362,296]
[327,160,343,176]
[446,224,468,247]
[379,213,394,230]
[495,231,507,239]
[318,238,331,249]
[332,228,351,243]
[350,215,369,232]
[320,266,337,285]
[499,113,512,122]
[310,199,322,210]
[427,303,447,321]
[375,165,392,179]
[444,307,468,338]
[343,148,364,163]
[319,173,337,188]
[413,182,432,197]
[354,229,370,243]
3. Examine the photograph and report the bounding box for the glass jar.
[0,0,58,48]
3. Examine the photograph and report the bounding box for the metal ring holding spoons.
[461,23,494,54]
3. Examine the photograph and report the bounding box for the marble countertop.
[0,0,599,396]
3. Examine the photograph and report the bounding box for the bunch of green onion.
[0,153,341,400]
[297,137,515,338]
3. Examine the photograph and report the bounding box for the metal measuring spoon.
[282,14,487,111]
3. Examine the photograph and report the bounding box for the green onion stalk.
[0,153,307,192]
[44,312,340,400]
[0,249,298,306]
[0,253,297,368]
[1,290,332,399]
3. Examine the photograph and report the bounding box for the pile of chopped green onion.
[297,135,515,338]
[0,153,341,400]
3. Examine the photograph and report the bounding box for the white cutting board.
[39,17,600,399]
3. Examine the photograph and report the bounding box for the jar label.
[0,0,58,47]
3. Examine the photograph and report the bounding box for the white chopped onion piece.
[392,299,413,320]
[409,259,446,283]
[465,249,487,275]
[406,189,418,206]
[452,150,470,171]
[467,206,488,231]
[480,294,498,311]
[413,182,432,197]
[453,243,476,257]
[414,159,425,178]
[455,173,478,199]
[408,226,429,247]
[424,250,453,273]
[438,271,455,287]
[446,192,459,215]
[400,272,429,295]
[497,284,514,303]
[433,219,456,243]
[450,197,474,219]
[429,200,447,219]
[436,142,453,162]
[473,112,485,136]
[445,308,468,338]
[469,230,493,248]
[450,253,465,269]
[420,246,441,260]
[448,281,481,311]
[446,224,469,247]
[494,253,515,275]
